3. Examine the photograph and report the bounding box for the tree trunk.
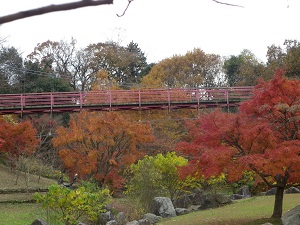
[271,186,285,218]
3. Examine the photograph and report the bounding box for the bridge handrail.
[0,87,254,113]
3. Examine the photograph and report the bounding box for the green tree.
[125,41,148,84]
[265,44,285,79]
[224,49,264,86]
[283,39,300,78]
[0,46,23,93]
[265,39,300,80]
[223,55,242,86]
[86,41,149,88]
[21,60,73,93]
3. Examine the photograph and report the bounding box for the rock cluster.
[32,186,300,225]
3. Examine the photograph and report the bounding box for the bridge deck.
[0,87,253,115]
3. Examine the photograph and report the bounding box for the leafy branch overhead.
[0,0,243,25]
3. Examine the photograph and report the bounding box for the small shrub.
[125,152,188,213]
[34,183,111,225]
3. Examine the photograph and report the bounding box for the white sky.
[0,0,299,63]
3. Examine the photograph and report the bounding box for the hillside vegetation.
[1,162,300,225]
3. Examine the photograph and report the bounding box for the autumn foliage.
[0,117,39,168]
[141,48,223,88]
[53,111,154,189]
[176,70,300,218]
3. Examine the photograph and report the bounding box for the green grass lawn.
[0,202,64,225]
[0,203,44,225]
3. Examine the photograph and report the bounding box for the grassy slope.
[0,164,56,189]
[0,164,57,202]
[158,194,300,225]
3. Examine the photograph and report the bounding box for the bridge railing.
[0,87,254,114]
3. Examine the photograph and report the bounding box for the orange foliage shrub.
[53,111,154,189]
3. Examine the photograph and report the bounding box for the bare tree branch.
[0,0,114,25]
[211,0,244,8]
[117,0,134,17]
[0,0,243,25]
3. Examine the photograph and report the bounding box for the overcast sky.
[0,0,299,63]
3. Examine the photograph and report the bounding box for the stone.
[173,194,192,208]
[265,187,277,195]
[99,211,114,224]
[150,197,176,217]
[143,213,162,224]
[189,189,205,205]
[138,219,151,225]
[30,219,49,225]
[198,195,219,210]
[231,194,246,200]
[285,187,300,194]
[281,205,300,225]
[187,204,201,211]
[198,194,232,210]
[106,220,118,225]
[126,220,139,225]
[214,194,232,204]
[236,185,251,196]
[175,207,189,215]
[116,212,127,225]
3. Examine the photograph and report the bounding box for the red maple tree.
[176,70,300,218]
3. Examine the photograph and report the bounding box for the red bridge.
[0,87,254,115]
